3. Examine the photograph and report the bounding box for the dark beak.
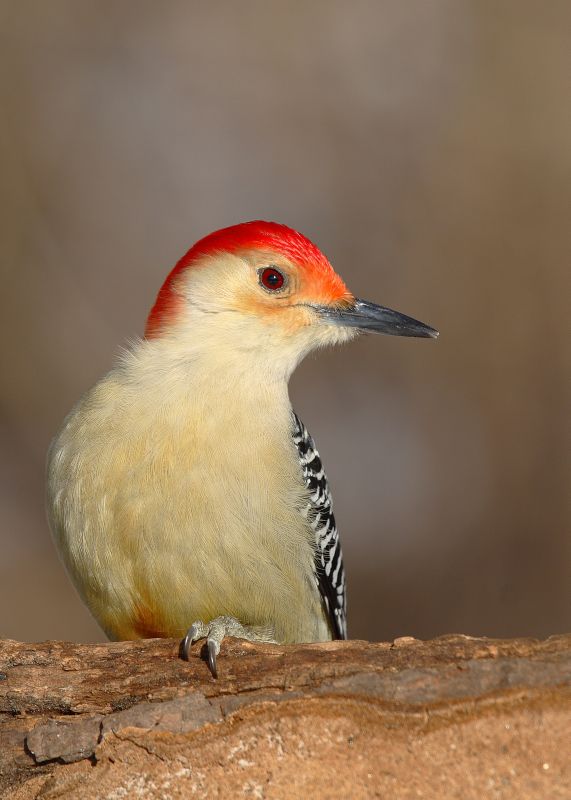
[317,298,439,339]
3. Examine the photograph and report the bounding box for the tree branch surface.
[0,634,569,799]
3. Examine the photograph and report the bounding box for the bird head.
[145,221,437,378]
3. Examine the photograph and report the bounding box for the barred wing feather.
[292,413,347,640]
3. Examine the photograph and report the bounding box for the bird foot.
[181,615,277,678]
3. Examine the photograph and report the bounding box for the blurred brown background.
[0,1,569,644]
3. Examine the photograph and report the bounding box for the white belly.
[47,370,330,643]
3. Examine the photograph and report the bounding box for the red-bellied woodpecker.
[47,221,437,676]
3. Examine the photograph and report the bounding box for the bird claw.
[181,615,277,678]
[181,621,208,661]
[207,638,219,678]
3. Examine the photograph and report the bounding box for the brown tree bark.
[1,634,569,799]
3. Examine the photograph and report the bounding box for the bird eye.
[259,266,286,292]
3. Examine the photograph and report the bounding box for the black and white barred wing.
[292,412,347,640]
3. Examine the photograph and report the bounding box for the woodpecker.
[47,221,437,676]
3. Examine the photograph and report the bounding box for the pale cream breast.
[47,340,330,643]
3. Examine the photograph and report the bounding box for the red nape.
[144,220,336,338]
